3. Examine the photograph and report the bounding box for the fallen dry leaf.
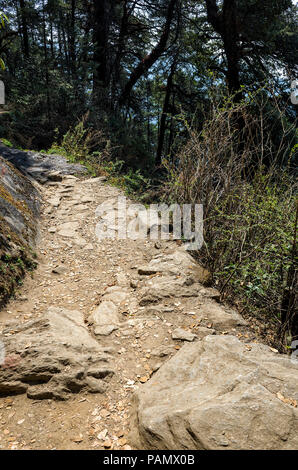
[118,437,127,446]
[139,376,148,383]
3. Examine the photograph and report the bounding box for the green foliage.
[123,169,150,195]
[0,138,13,147]
[0,11,8,69]
[210,174,295,317]
[47,114,111,175]
[165,92,297,347]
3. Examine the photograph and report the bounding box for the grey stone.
[200,302,247,329]
[48,197,61,208]
[94,325,119,336]
[171,328,197,342]
[52,265,67,275]
[46,171,63,182]
[86,367,114,379]
[138,266,160,276]
[196,326,216,339]
[103,290,129,305]
[139,276,203,305]
[73,236,87,247]
[85,377,107,393]
[57,229,76,238]
[57,221,79,232]
[0,307,114,400]
[151,345,176,358]
[131,335,298,450]
[89,301,120,327]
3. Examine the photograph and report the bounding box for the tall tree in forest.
[19,0,29,57]
[92,0,113,102]
[204,0,294,99]
[156,61,176,165]
[119,0,178,105]
[69,0,76,75]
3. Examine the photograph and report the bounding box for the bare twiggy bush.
[60,112,112,164]
[165,91,297,349]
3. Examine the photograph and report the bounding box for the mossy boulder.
[0,154,40,305]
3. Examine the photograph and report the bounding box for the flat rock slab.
[131,335,298,450]
[200,301,247,329]
[89,301,120,327]
[94,325,119,336]
[0,307,114,400]
[52,265,67,275]
[171,328,197,342]
[102,290,129,306]
[57,221,79,232]
[138,249,211,285]
[0,143,87,184]
[139,276,203,305]
[196,326,216,339]
[48,197,61,208]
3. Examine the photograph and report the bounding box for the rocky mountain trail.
[0,151,297,450]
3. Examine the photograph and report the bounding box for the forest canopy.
[0,0,296,162]
[0,0,297,348]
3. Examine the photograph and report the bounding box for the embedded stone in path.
[200,301,247,329]
[0,307,114,400]
[131,335,298,450]
[102,288,129,306]
[52,265,67,275]
[139,275,203,305]
[171,328,197,342]
[94,325,119,337]
[196,326,216,339]
[89,301,120,328]
[138,249,212,285]
[48,196,61,208]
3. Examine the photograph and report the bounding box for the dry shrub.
[165,90,297,349]
[59,112,112,165]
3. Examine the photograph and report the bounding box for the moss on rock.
[0,155,40,305]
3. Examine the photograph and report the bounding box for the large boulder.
[0,307,114,400]
[138,249,211,285]
[0,142,87,184]
[0,154,40,303]
[139,276,203,305]
[131,335,298,450]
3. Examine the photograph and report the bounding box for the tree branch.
[119,0,178,105]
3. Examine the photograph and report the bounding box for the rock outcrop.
[0,142,87,184]
[0,154,40,304]
[0,307,114,400]
[0,142,87,304]
[131,335,298,450]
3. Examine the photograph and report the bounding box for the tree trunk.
[19,0,29,57]
[119,0,178,106]
[112,0,130,103]
[205,0,242,99]
[42,0,51,122]
[92,0,112,100]
[222,0,241,100]
[156,63,175,165]
[69,0,76,75]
